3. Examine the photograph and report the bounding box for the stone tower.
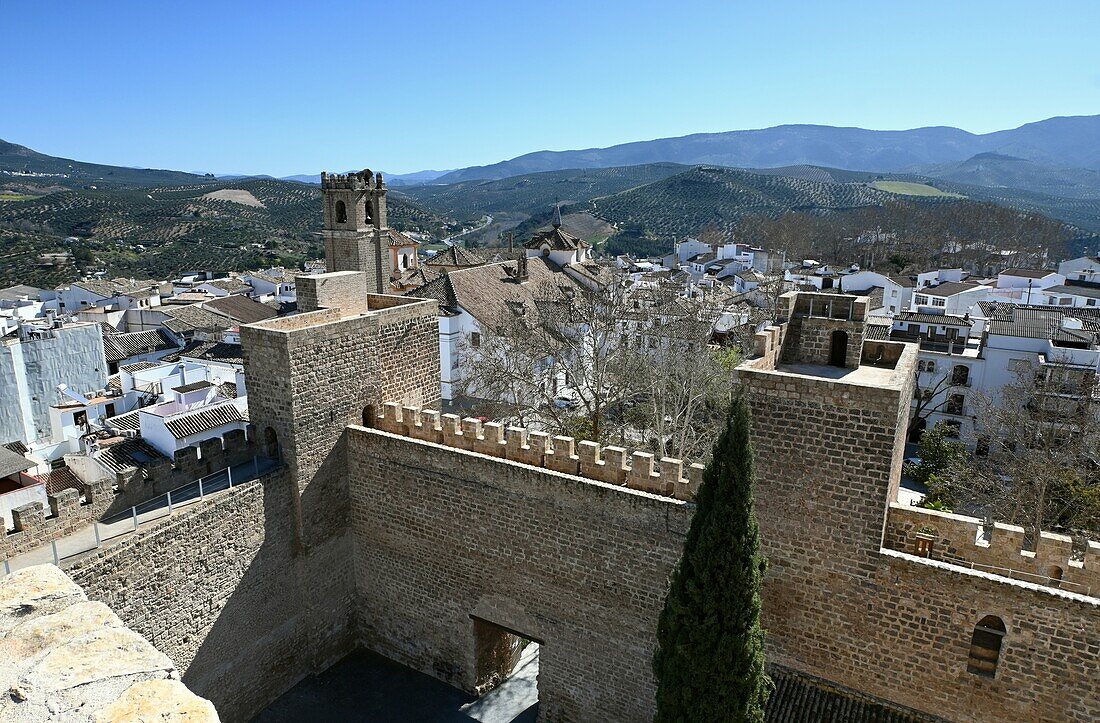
[321,169,391,293]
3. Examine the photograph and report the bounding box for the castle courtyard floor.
[253,645,539,723]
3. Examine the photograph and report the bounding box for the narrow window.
[967,616,1006,678]
[335,200,347,224]
[951,365,969,386]
[471,332,481,348]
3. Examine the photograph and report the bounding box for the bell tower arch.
[320,169,391,292]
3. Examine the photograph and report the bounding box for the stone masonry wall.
[297,271,369,316]
[736,340,1100,722]
[780,293,868,368]
[347,426,691,722]
[885,502,1100,595]
[373,402,705,500]
[67,474,315,723]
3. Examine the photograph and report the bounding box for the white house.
[137,381,249,458]
[840,271,915,316]
[1057,256,1100,285]
[912,280,991,316]
[1041,284,1100,309]
[243,269,296,303]
[0,319,108,445]
[57,279,166,316]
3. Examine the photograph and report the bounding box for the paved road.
[3,457,277,574]
[442,215,493,246]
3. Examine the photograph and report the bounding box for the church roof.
[426,245,485,268]
[385,229,419,247]
[524,226,589,252]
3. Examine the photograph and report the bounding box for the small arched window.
[335,200,347,224]
[362,405,375,428]
[967,615,1006,678]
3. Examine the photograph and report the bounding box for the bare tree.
[456,268,739,461]
[939,356,1100,537]
[907,361,959,441]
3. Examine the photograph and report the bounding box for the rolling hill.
[397,163,688,219]
[0,139,212,189]
[430,115,1100,183]
[907,153,1100,199]
[0,177,453,287]
[582,165,946,240]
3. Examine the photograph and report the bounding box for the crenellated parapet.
[320,169,384,190]
[885,502,1100,597]
[372,402,704,501]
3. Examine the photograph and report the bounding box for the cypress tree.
[653,394,771,722]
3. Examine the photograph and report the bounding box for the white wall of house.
[913,286,990,315]
[0,481,48,531]
[1057,256,1100,285]
[439,310,479,401]
[996,271,1064,290]
[1042,288,1100,308]
[0,323,108,444]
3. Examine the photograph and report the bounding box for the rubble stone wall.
[67,474,323,723]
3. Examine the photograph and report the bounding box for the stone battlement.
[885,502,1100,597]
[320,169,384,190]
[1,427,265,561]
[372,402,704,501]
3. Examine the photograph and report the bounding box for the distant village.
[1,201,1097,549]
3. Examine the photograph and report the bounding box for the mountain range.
[425,115,1100,184]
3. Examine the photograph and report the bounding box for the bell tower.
[320,169,391,293]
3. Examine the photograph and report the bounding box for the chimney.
[516,255,529,283]
[508,231,514,254]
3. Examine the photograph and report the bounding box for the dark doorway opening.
[468,617,539,721]
[829,329,848,367]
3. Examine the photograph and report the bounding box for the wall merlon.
[885,502,1100,596]
[368,402,700,501]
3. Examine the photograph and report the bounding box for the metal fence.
[2,455,278,576]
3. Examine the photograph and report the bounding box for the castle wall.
[736,336,1100,722]
[885,502,1100,595]
[66,476,314,723]
[346,426,690,721]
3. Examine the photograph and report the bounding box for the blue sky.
[3,0,1098,176]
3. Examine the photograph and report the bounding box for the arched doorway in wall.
[264,427,280,460]
[362,405,376,428]
[829,329,848,367]
[967,615,1006,678]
